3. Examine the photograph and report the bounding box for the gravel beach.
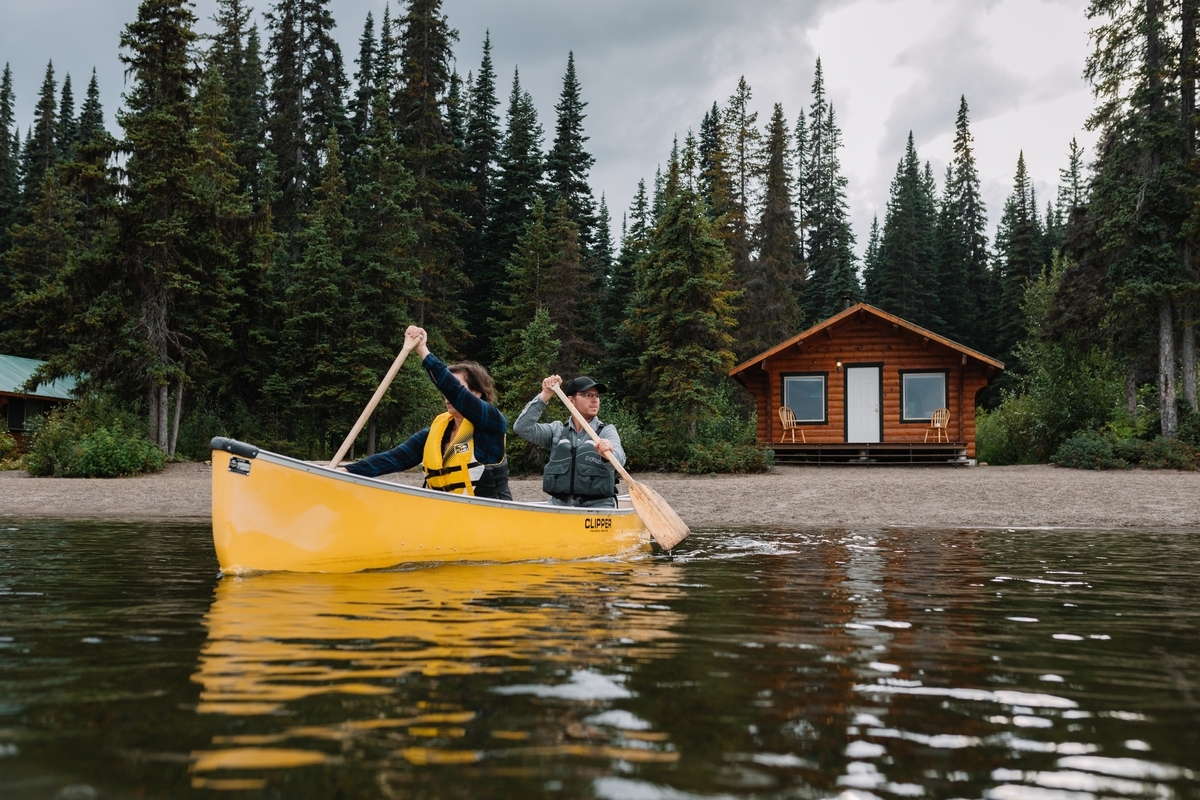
[0,461,1195,530]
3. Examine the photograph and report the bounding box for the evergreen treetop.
[77,70,106,145]
[56,74,77,160]
[393,0,466,348]
[741,102,801,358]
[489,67,545,294]
[0,64,21,254]
[23,61,59,205]
[934,95,990,350]
[872,132,940,329]
[546,52,597,254]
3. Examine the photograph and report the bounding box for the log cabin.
[729,303,1004,464]
[0,354,78,449]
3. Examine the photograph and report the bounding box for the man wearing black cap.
[513,374,625,508]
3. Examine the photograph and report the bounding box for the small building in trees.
[729,303,1003,464]
[0,355,78,447]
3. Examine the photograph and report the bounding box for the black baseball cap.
[562,376,607,396]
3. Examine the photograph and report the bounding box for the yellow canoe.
[210,438,651,574]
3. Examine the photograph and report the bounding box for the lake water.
[1,520,1198,799]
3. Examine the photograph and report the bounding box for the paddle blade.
[627,480,690,551]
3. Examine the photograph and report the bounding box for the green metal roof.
[0,354,78,400]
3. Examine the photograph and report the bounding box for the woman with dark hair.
[339,326,511,500]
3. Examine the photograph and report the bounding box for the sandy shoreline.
[0,461,1196,530]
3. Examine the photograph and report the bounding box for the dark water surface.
[1,521,1198,799]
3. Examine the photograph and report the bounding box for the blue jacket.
[345,354,508,478]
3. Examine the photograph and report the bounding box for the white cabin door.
[845,366,881,443]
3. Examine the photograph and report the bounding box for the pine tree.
[599,181,649,387]
[742,103,801,358]
[0,64,21,256]
[393,0,467,348]
[801,62,859,322]
[871,133,939,328]
[862,215,882,304]
[375,4,397,95]
[264,133,352,456]
[119,0,243,443]
[265,0,349,248]
[933,96,991,350]
[793,107,809,262]
[994,151,1044,359]
[651,165,665,223]
[492,195,553,357]
[348,11,376,155]
[0,161,83,358]
[447,71,466,151]
[210,0,270,201]
[492,305,560,471]
[545,197,601,373]
[721,76,759,297]
[488,68,545,324]
[1076,0,1191,435]
[460,34,502,353]
[546,52,597,257]
[194,63,276,419]
[595,193,613,290]
[697,102,722,217]
[23,62,59,208]
[342,93,426,450]
[77,70,105,145]
[626,139,738,439]
[38,0,246,447]
[56,74,77,160]
[1056,137,1087,218]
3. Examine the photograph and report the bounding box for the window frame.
[898,369,950,423]
[781,372,828,425]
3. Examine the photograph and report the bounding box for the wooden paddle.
[551,384,690,551]
[329,340,416,468]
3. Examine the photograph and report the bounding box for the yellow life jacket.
[422,412,482,496]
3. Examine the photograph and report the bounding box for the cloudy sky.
[0,0,1096,255]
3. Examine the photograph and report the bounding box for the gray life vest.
[542,421,617,501]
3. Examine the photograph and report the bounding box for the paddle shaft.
[549,385,634,484]
[330,344,415,467]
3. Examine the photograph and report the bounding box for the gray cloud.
[0,0,1093,254]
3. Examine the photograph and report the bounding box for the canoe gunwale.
[238,444,640,517]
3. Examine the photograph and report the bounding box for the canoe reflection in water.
[188,560,686,791]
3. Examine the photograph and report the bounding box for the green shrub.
[1139,436,1198,470]
[23,397,165,477]
[1113,437,1150,464]
[1176,405,1200,448]
[1051,431,1127,470]
[22,410,77,476]
[976,397,1038,465]
[74,426,166,477]
[680,441,773,474]
[1054,432,1199,471]
[0,430,17,463]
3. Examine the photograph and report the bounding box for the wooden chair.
[925,407,950,443]
[778,406,805,443]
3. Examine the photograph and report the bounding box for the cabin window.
[900,371,948,422]
[7,398,26,430]
[782,374,827,424]
[6,398,45,431]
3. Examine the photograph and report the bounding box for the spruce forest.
[2,0,1200,472]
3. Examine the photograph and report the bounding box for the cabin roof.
[729,302,1005,377]
[0,354,78,400]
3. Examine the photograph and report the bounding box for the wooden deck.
[771,442,971,466]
